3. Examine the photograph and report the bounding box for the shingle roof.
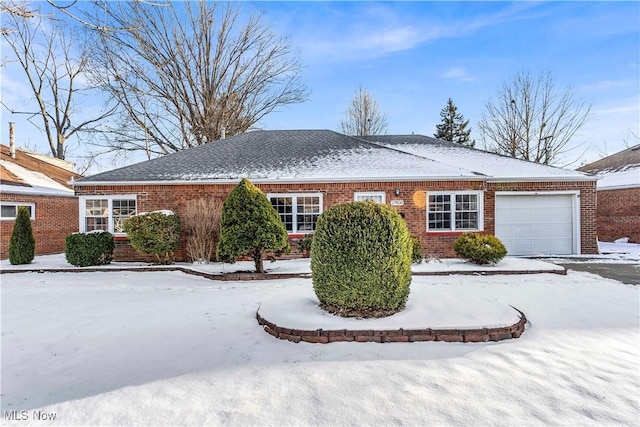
[0,144,81,195]
[577,145,640,189]
[76,130,592,185]
[76,130,480,184]
[577,144,640,174]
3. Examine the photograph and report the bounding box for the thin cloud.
[441,67,477,82]
[293,2,546,64]
[581,79,636,92]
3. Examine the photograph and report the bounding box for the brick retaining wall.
[256,307,527,344]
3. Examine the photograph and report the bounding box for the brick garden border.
[0,266,564,278]
[256,307,527,344]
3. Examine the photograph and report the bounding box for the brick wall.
[595,187,639,243]
[75,179,598,261]
[1,194,78,259]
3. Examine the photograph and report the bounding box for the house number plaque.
[390,200,404,206]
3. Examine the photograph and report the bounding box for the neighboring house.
[1,144,81,259]
[578,145,640,243]
[73,130,598,261]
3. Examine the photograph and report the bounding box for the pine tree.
[217,178,290,273]
[434,98,475,147]
[9,206,35,265]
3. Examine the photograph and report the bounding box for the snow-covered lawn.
[2,260,639,426]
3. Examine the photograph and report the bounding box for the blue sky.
[1,1,639,171]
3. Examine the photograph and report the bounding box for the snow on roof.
[578,144,640,174]
[595,166,640,190]
[177,147,481,182]
[367,136,591,181]
[0,159,74,195]
[76,130,593,186]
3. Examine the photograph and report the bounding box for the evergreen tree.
[434,98,475,147]
[217,178,290,273]
[9,206,35,265]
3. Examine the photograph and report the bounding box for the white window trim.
[0,202,35,220]
[267,193,323,234]
[354,192,386,204]
[79,195,137,234]
[426,191,484,232]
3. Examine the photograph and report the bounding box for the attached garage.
[495,192,579,256]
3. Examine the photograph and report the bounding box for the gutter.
[72,175,490,187]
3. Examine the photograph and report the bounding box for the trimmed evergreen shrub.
[410,234,423,264]
[311,201,412,317]
[454,232,507,265]
[123,211,181,265]
[8,206,35,265]
[217,178,290,273]
[65,231,115,267]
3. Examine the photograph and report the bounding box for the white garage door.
[495,193,576,256]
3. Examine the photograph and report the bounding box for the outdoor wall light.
[394,188,401,196]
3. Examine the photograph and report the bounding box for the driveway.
[557,263,640,285]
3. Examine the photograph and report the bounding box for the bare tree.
[1,1,165,31]
[478,71,591,165]
[340,85,388,136]
[1,2,115,160]
[85,0,308,157]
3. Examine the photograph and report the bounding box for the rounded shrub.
[453,232,507,265]
[311,201,412,317]
[410,234,423,264]
[65,231,115,267]
[9,206,35,265]
[123,211,181,265]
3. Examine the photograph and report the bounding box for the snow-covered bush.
[123,212,181,265]
[454,232,507,265]
[65,231,114,267]
[311,201,412,317]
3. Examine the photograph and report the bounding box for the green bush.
[217,178,290,273]
[410,234,423,264]
[65,231,115,267]
[297,234,313,257]
[311,201,412,317]
[9,206,35,265]
[454,232,507,265]
[123,211,181,265]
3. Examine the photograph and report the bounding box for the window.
[268,193,322,234]
[0,203,35,220]
[354,192,386,204]
[80,196,137,234]
[427,192,482,231]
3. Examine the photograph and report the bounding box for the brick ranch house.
[1,143,81,259]
[578,144,640,243]
[72,130,598,261]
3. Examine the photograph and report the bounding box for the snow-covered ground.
[1,248,639,426]
[0,253,565,274]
